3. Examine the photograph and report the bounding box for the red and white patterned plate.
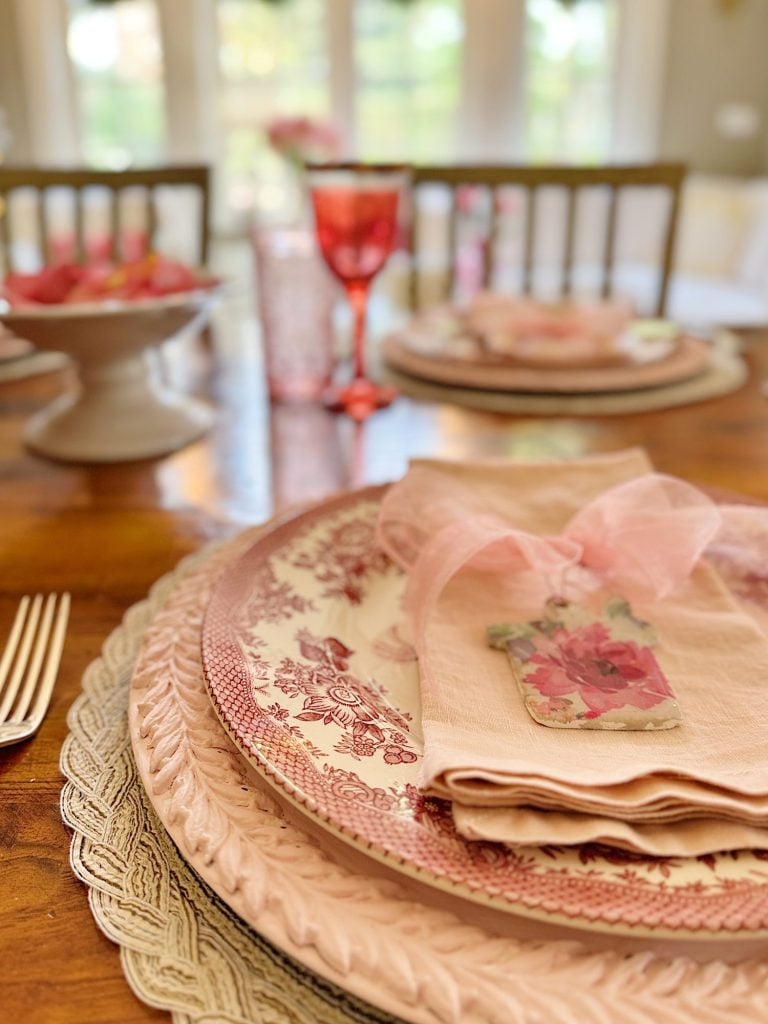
[202,486,768,938]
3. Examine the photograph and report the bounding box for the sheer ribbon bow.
[377,472,723,636]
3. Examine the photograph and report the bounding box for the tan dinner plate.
[383,332,712,394]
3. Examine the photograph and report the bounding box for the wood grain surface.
[2,322,768,1023]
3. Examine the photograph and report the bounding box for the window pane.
[67,0,165,168]
[217,0,329,224]
[354,0,464,162]
[524,0,617,162]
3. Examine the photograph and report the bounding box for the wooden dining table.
[3,313,768,1024]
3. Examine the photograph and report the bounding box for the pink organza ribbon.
[377,471,723,637]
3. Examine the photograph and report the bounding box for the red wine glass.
[307,163,407,420]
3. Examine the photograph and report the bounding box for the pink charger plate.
[130,527,768,1024]
[201,485,768,941]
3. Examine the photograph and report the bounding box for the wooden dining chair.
[406,163,687,317]
[0,165,212,273]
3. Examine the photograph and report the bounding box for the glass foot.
[324,378,398,420]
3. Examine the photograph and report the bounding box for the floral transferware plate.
[201,486,768,939]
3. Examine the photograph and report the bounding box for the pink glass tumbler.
[253,226,336,401]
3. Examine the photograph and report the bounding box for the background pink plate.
[382,331,711,393]
[202,486,768,939]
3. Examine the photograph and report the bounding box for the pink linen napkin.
[376,451,768,855]
[453,803,768,856]
[464,293,634,364]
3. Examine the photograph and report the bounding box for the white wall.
[659,0,768,176]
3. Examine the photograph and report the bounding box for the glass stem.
[346,281,369,382]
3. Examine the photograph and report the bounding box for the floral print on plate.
[487,596,682,730]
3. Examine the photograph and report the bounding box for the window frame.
[2,0,669,202]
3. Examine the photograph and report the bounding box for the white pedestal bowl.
[0,291,217,462]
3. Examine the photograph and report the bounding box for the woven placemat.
[380,334,747,415]
[59,543,398,1024]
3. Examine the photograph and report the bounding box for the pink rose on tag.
[526,622,669,718]
[489,597,679,730]
[265,116,343,169]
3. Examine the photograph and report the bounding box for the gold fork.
[0,594,70,748]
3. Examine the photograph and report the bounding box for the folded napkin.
[464,293,634,365]
[377,450,768,856]
[453,804,768,857]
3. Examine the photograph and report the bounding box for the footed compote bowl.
[0,289,217,462]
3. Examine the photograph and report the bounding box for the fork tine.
[10,593,56,722]
[27,593,69,726]
[0,596,31,694]
[0,595,42,722]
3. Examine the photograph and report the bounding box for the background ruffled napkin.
[463,292,634,366]
[377,450,768,856]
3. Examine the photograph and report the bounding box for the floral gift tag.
[487,597,682,731]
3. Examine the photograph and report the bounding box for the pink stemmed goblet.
[307,163,407,419]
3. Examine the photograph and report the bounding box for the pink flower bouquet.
[265,116,343,170]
